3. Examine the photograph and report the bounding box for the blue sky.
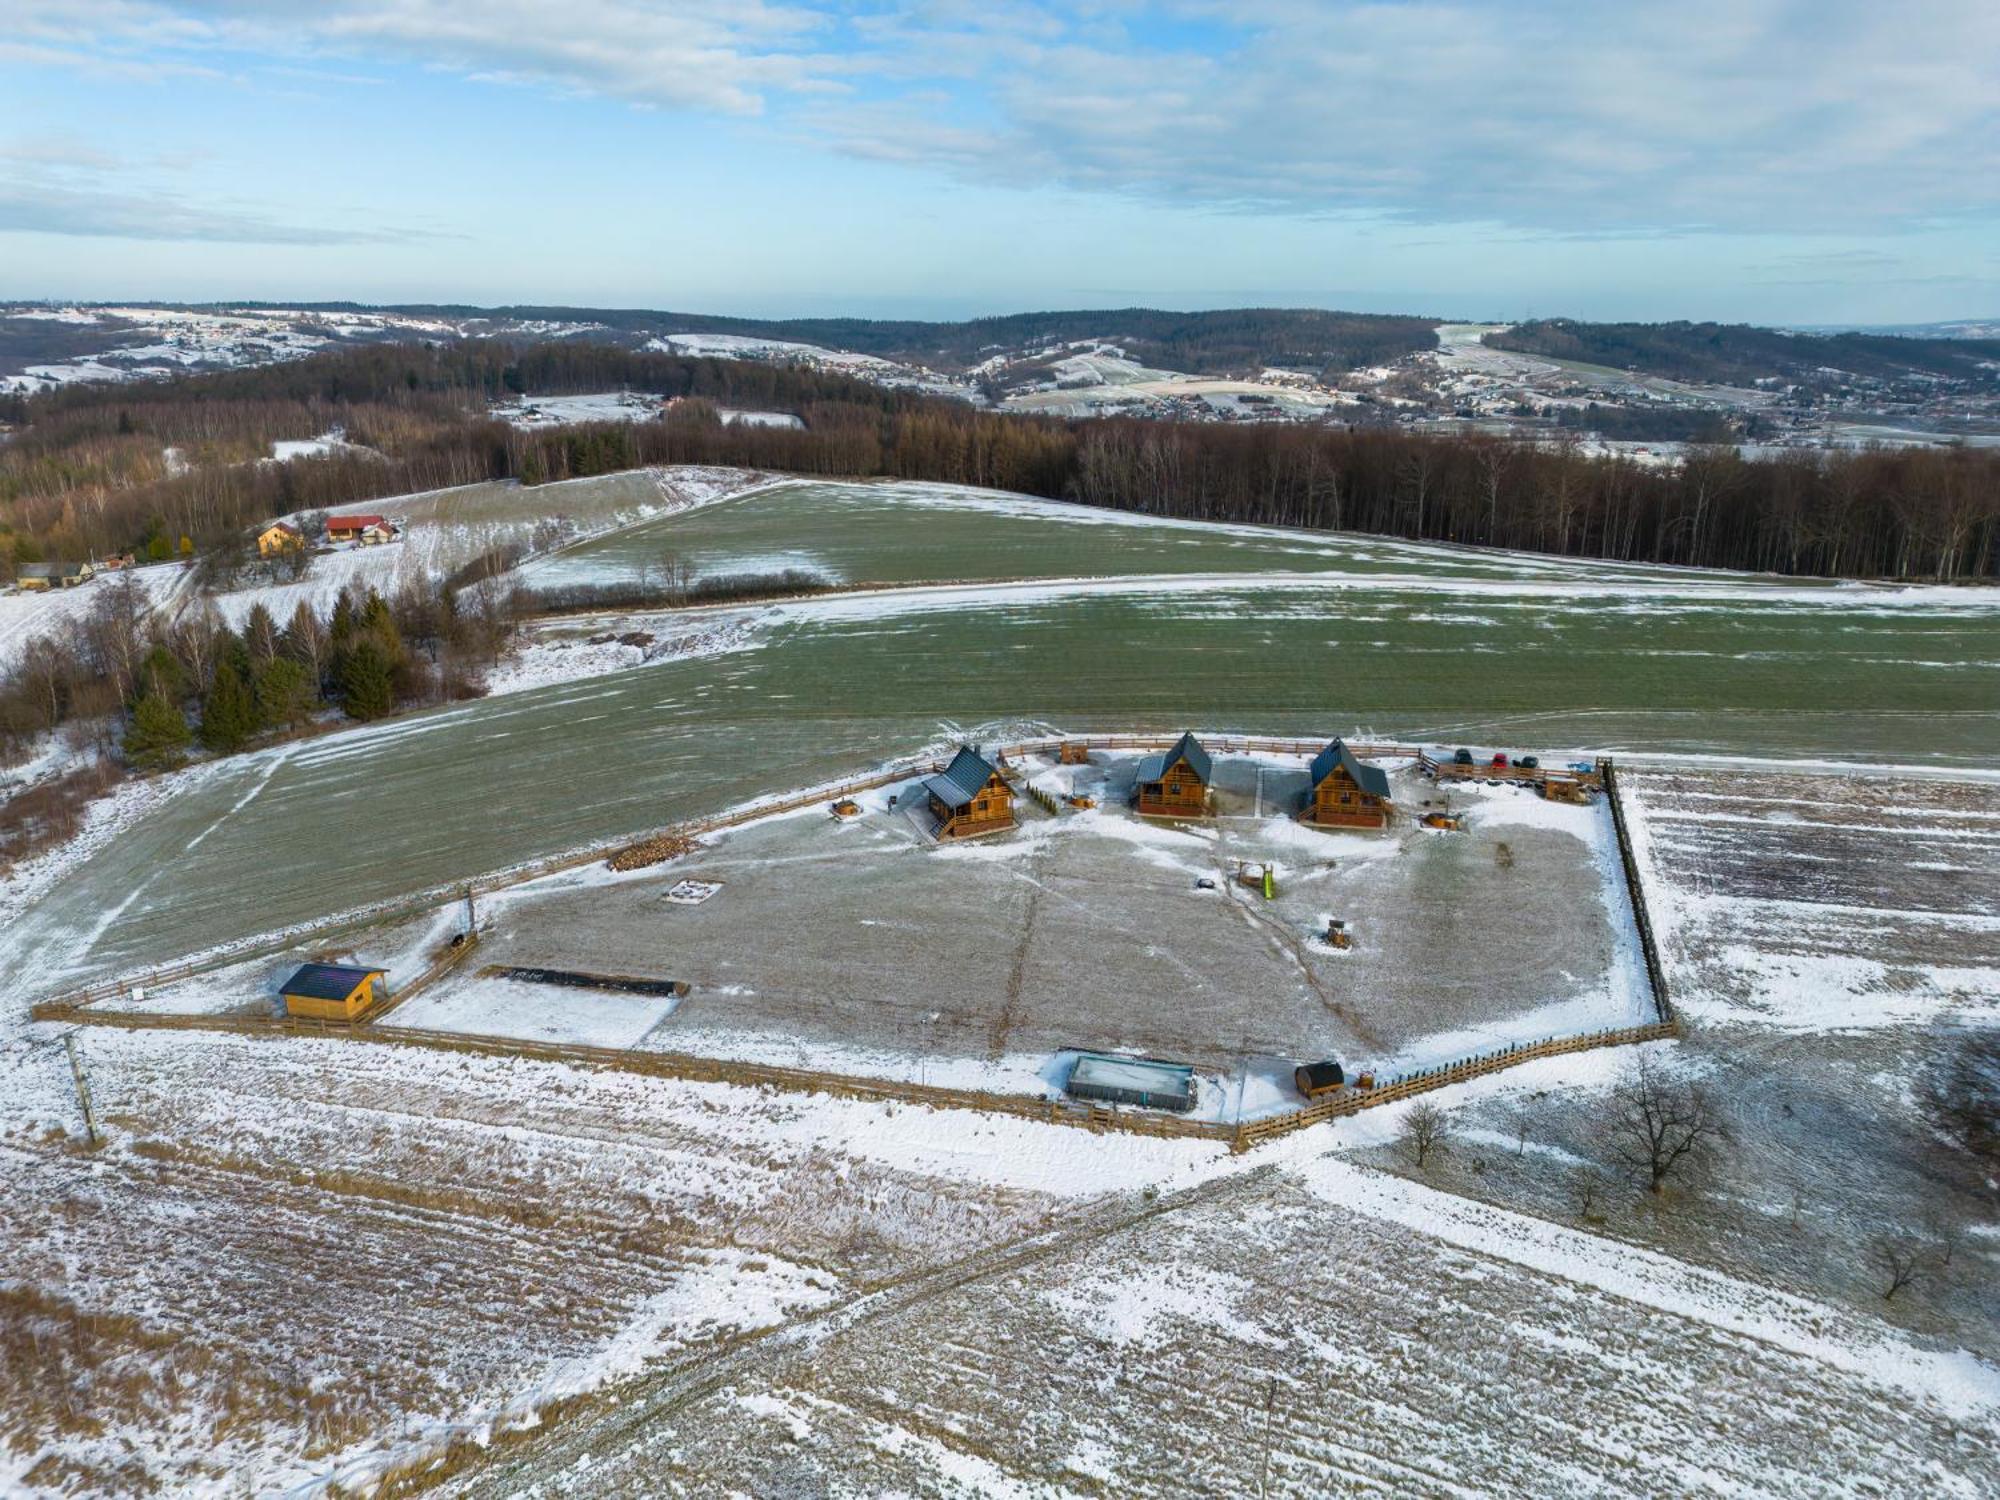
[2,1,1995,324]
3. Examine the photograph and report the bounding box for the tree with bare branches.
[1608,1054,1722,1193]
[1403,1100,1450,1171]
[1870,1236,1920,1301]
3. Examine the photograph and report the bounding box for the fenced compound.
[30,732,1681,1153]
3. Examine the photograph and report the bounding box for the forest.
[195,301,1444,378]
[1487,318,2000,390]
[4,339,1994,585]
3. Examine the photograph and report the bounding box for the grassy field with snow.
[522,477,1800,589]
[7,544,1997,996]
[6,451,1998,1494]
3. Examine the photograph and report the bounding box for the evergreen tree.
[252,656,314,731]
[338,638,395,721]
[198,660,256,754]
[243,602,281,665]
[329,590,358,648]
[138,643,185,702]
[123,692,191,772]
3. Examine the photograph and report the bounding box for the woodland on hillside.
[1488,319,2000,390]
[212,303,1444,378]
[3,340,1996,584]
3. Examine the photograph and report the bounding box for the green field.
[10,530,1996,998]
[522,478,1782,590]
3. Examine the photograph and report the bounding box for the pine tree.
[252,656,314,731]
[338,638,395,721]
[123,692,191,772]
[198,661,256,754]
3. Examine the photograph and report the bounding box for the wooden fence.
[32,732,1682,1153]
[36,1000,1677,1153]
[1601,758,1676,1028]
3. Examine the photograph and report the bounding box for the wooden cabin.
[280,962,387,1023]
[1542,772,1590,805]
[1133,732,1212,818]
[16,562,55,592]
[256,520,305,557]
[1304,738,1391,829]
[924,745,1015,840]
[326,513,389,544]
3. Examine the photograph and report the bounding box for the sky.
[1,1,1995,326]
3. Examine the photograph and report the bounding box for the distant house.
[99,552,137,571]
[326,513,391,544]
[57,560,94,587]
[256,520,305,557]
[1304,739,1391,829]
[16,562,55,592]
[1133,731,1212,818]
[923,745,1015,840]
[280,962,388,1023]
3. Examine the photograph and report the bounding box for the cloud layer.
[9,0,1998,240]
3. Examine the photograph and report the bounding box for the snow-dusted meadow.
[5,470,1999,1495]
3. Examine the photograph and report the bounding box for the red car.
[1491,752,1510,768]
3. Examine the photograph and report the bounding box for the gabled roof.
[260,519,303,535]
[280,962,386,1001]
[1310,738,1391,798]
[1133,731,1211,786]
[326,513,387,530]
[924,744,1002,811]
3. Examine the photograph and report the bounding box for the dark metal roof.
[1310,739,1391,798]
[1135,731,1211,786]
[18,562,56,578]
[1296,1060,1345,1090]
[280,962,385,1001]
[924,744,1000,811]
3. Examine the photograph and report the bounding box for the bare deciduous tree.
[1571,1168,1605,1222]
[1608,1054,1722,1194]
[1403,1100,1449,1171]
[1871,1236,1920,1302]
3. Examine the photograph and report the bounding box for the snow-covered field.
[0,564,188,673]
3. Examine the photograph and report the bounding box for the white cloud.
[8,0,1998,236]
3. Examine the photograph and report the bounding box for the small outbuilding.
[1294,1060,1346,1099]
[1305,738,1391,829]
[280,962,387,1023]
[16,562,55,592]
[924,745,1015,840]
[1066,1052,1198,1113]
[1133,731,1212,818]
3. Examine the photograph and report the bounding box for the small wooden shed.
[924,745,1015,840]
[1295,1060,1346,1098]
[1305,739,1392,829]
[280,962,387,1023]
[1133,732,1212,818]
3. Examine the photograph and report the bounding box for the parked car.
[1453,747,1474,765]
[1492,752,1510,768]
[1518,755,1539,769]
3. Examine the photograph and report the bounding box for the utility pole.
[64,1032,100,1148]
[462,884,477,936]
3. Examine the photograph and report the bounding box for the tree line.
[6,339,1997,580]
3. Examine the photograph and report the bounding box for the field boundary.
[36,1003,1676,1153]
[32,733,1679,1152]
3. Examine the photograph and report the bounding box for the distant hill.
[251,302,1443,378]
[1485,318,2000,389]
